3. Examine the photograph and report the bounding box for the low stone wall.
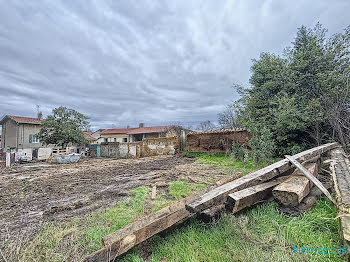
[186,129,251,153]
[99,137,180,158]
[140,136,180,157]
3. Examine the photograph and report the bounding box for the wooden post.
[5,151,10,167]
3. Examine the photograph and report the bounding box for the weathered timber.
[151,185,157,200]
[186,143,338,213]
[272,162,319,206]
[226,176,289,213]
[82,187,213,262]
[216,173,242,186]
[330,147,350,253]
[198,204,226,223]
[285,155,336,205]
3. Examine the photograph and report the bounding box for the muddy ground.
[0,155,229,245]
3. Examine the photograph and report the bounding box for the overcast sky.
[0,1,349,130]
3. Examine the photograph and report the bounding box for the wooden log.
[226,176,289,213]
[330,147,350,256]
[198,204,226,223]
[186,143,338,213]
[285,155,336,205]
[82,187,212,262]
[272,162,319,206]
[215,173,242,186]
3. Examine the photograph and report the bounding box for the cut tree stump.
[186,143,338,213]
[226,176,289,213]
[272,161,319,206]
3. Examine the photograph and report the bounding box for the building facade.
[0,115,43,150]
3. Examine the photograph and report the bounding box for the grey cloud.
[0,0,349,130]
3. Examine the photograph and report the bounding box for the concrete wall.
[1,119,17,149]
[186,130,251,153]
[140,137,180,157]
[37,148,52,160]
[99,136,180,158]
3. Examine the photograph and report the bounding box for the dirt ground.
[0,155,228,245]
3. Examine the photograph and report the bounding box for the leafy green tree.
[230,24,350,157]
[37,106,90,147]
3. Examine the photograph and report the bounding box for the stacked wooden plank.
[186,143,337,213]
[272,161,319,207]
[330,147,350,256]
[82,142,338,262]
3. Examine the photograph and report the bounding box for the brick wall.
[186,129,250,153]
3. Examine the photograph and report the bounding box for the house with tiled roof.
[98,124,178,144]
[0,115,44,150]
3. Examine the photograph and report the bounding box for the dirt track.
[0,155,227,243]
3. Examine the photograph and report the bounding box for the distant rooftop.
[0,115,42,125]
[101,126,171,135]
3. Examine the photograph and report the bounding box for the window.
[114,138,116,142]
[123,138,127,142]
[29,134,40,143]
[105,138,108,143]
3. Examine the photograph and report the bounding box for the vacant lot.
[0,155,232,261]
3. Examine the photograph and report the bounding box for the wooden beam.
[226,176,289,213]
[330,147,350,256]
[186,143,338,213]
[216,173,242,186]
[272,162,319,206]
[198,204,226,223]
[82,188,212,262]
[151,185,157,200]
[285,155,336,205]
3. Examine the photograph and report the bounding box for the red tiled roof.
[101,128,137,135]
[83,131,96,141]
[126,126,170,135]
[0,115,42,125]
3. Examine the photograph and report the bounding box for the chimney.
[139,123,144,128]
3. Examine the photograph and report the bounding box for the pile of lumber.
[82,142,339,262]
[330,147,350,253]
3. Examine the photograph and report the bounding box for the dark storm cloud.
[0,0,349,129]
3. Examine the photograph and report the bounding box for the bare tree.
[218,104,241,129]
[197,120,216,131]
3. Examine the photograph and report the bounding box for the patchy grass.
[152,195,175,212]
[187,152,267,175]
[121,197,343,262]
[168,181,206,199]
[15,186,149,262]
